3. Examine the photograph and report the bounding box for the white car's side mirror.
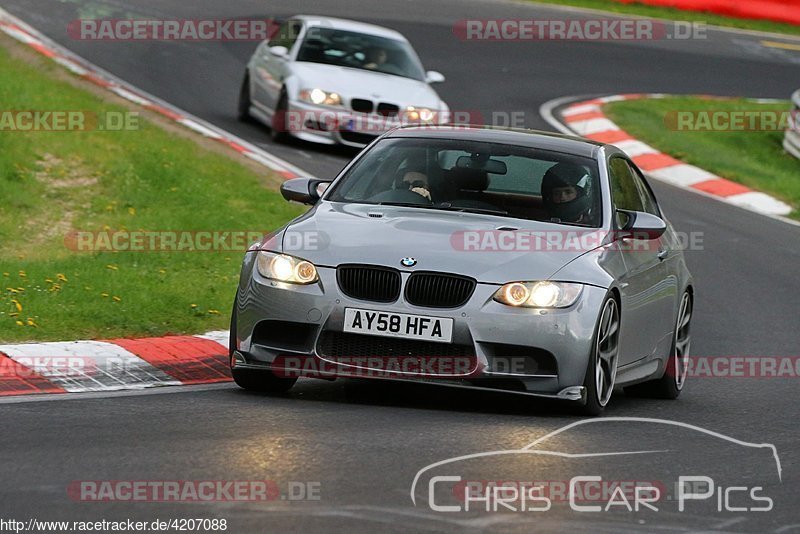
[269,45,289,59]
[425,70,445,84]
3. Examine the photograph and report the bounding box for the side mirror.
[280,177,332,205]
[425,70,445,84]
[269,45,289,59]
[616,210,666,240]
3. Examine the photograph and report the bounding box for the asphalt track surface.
[1,0,799,532]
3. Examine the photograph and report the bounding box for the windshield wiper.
[434,204,509,216]
[372,201,508,216]
[374,201,439,209]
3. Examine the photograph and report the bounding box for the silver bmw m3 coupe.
[230,125,694,415]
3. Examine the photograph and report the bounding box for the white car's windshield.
[327,137,603,227]
[297,27,426,81]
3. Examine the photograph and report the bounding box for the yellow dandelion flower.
[208,309,220,315]
[11,299,22,312]
[57,274,68,282]
[128,207,136,216]
[112,296,121,302]
[106,264,118,271]
[101,292,109,297]
[26,319,37,327]
[190,304,197,308]
[45,278,54,283]
[15,320,24,326]
[18,271,26,277]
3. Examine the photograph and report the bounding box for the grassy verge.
[0,38,304,343]
[526,0,800,36]
[604,96,800,219]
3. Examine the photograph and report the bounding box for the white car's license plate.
[343,308,453,343]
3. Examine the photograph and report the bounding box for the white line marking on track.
[0,382,233,405]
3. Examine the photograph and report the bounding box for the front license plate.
[343,308,454,343]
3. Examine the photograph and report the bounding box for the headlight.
[405,106,435,122]
[299,88,342,107]
[494,281,583,308]
[256,252,318,284]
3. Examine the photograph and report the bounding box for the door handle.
[657,249,668,261]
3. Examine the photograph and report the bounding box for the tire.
[269,90,290,143]
[578,295,620,416]
[228,302,297,393]
[625,291,692,400]
[237,73,253,122]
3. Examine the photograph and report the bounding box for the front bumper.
[233,262,607,399]
[286,100,438,148]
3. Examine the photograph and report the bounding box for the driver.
[363,47,389,70]
[541,162,593,224]
[399,166,432,201]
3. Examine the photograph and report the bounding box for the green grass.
[526,0,800,36]
[604,96,800,219]
[0,42,304,343]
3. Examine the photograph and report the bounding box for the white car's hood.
[291,62,443,108]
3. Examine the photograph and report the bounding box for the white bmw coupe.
[238,15,449,147]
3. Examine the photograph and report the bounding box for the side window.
[609,157,645,214]
[268,20,301,51]
[626,162,660,216]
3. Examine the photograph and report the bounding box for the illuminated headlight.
[494,281,583,308]
[256,252,318,284]
[405,106,435,122]
[299,88,342,107]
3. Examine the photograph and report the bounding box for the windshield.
[297,27,426,81]
[326,137,603,227]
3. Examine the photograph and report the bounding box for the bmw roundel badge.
[400,257,417,267]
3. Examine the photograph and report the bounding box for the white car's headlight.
[256,252,318,284]
[405,106,436,122]
[298,88,342,107]
[494,281,583,308]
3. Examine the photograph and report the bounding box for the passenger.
[541,162,593,224]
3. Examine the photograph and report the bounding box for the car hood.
[290,63,443,108]
[280,202,607,284]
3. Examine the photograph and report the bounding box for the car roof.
[385,125,604,158]
[291,15,408,42]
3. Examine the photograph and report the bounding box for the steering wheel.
[367,188,433,205]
